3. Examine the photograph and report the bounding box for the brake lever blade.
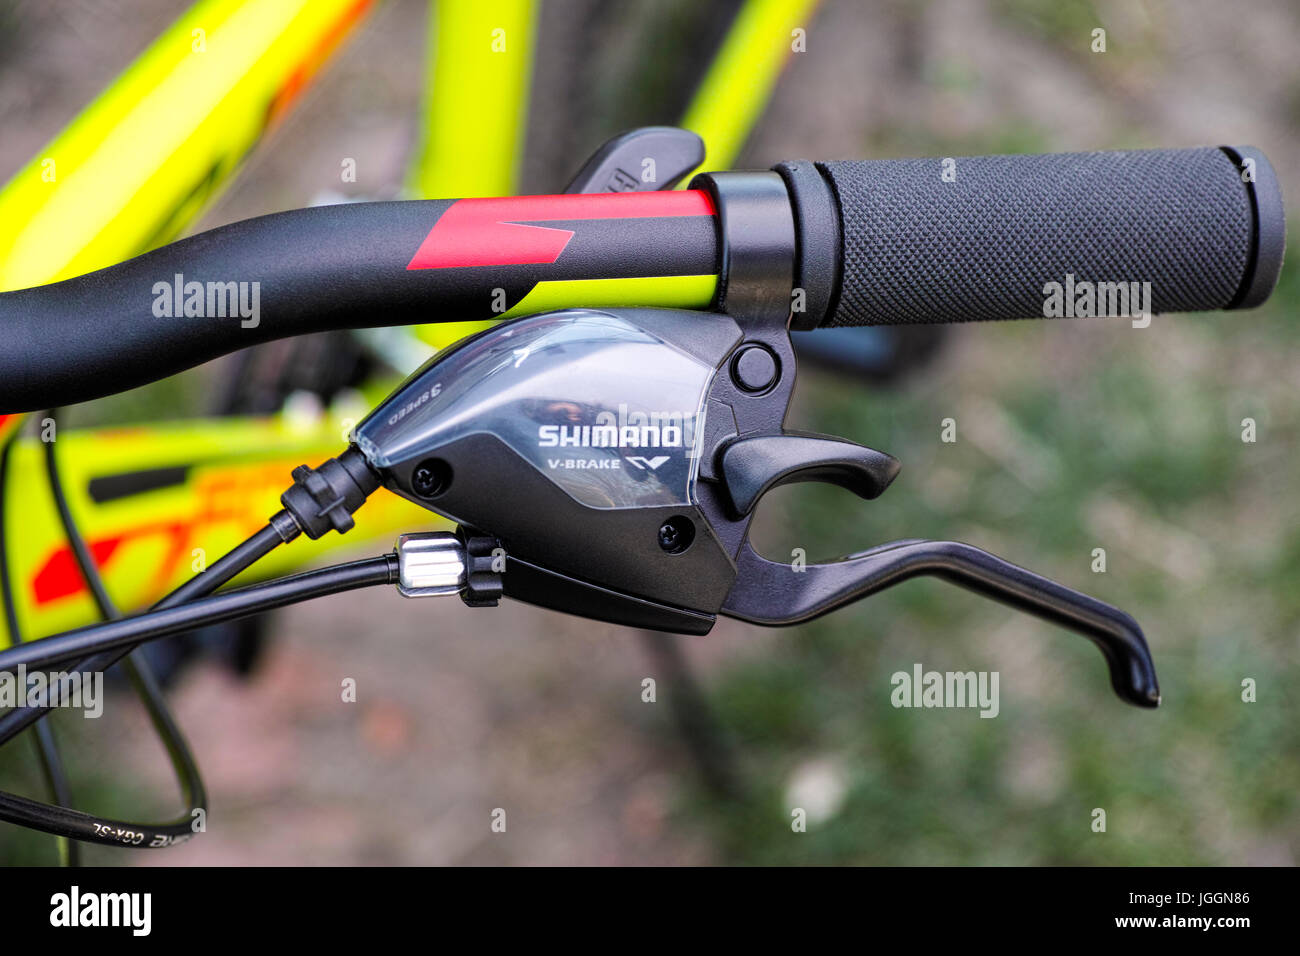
[721,538,1161,709]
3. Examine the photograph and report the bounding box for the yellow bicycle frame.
[0,0,398,644]
[0,0,377,290]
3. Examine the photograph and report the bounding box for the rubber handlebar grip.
[777,146,1284,328]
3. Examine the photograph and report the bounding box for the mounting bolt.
[657,515,695,554]
[411,458,452,498]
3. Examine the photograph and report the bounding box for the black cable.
[39,414,117,623]
[0,556,397,675]
[154,520,294,608]
[0,413,290,848]
[26,722,76,864]
[0,425,378,848]
[0,431,79,865]
[0,520,291,749]
[40,410,207,839]
[0,554,395,848]
[0,519,300,848]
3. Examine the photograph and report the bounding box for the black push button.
[731,345,779,392]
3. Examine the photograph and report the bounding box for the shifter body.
[354,304,894,631]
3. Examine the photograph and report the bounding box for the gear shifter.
[351,300,1161,708]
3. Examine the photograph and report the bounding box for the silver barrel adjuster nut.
[394,528,504,607]
[395,533,466,597]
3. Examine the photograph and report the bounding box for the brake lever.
[721,538,1161,709]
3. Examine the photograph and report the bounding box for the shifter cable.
[0,436,390,847]
[0,556,398,674]
[39,409,208,842]
[0,432,78,865]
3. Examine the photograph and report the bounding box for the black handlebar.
[0,200,460,411]
[0,192,717,411]
[778,145,1284,330]
[0,146,1284,411]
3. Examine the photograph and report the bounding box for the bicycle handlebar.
[0,192,718,411]
[778,145,1284,329]
[0,146,1284,411]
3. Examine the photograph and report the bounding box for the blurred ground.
[1,0,1299,865]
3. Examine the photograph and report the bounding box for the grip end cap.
[1222,145,1286,310]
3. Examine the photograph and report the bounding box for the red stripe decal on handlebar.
[406,191,716,270]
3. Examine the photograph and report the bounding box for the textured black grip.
[811,147,1281,327]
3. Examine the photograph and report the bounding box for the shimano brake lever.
[721,539,1161,708]
[347,300,1161,708]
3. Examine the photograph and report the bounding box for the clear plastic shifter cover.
[354,310,717,509]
